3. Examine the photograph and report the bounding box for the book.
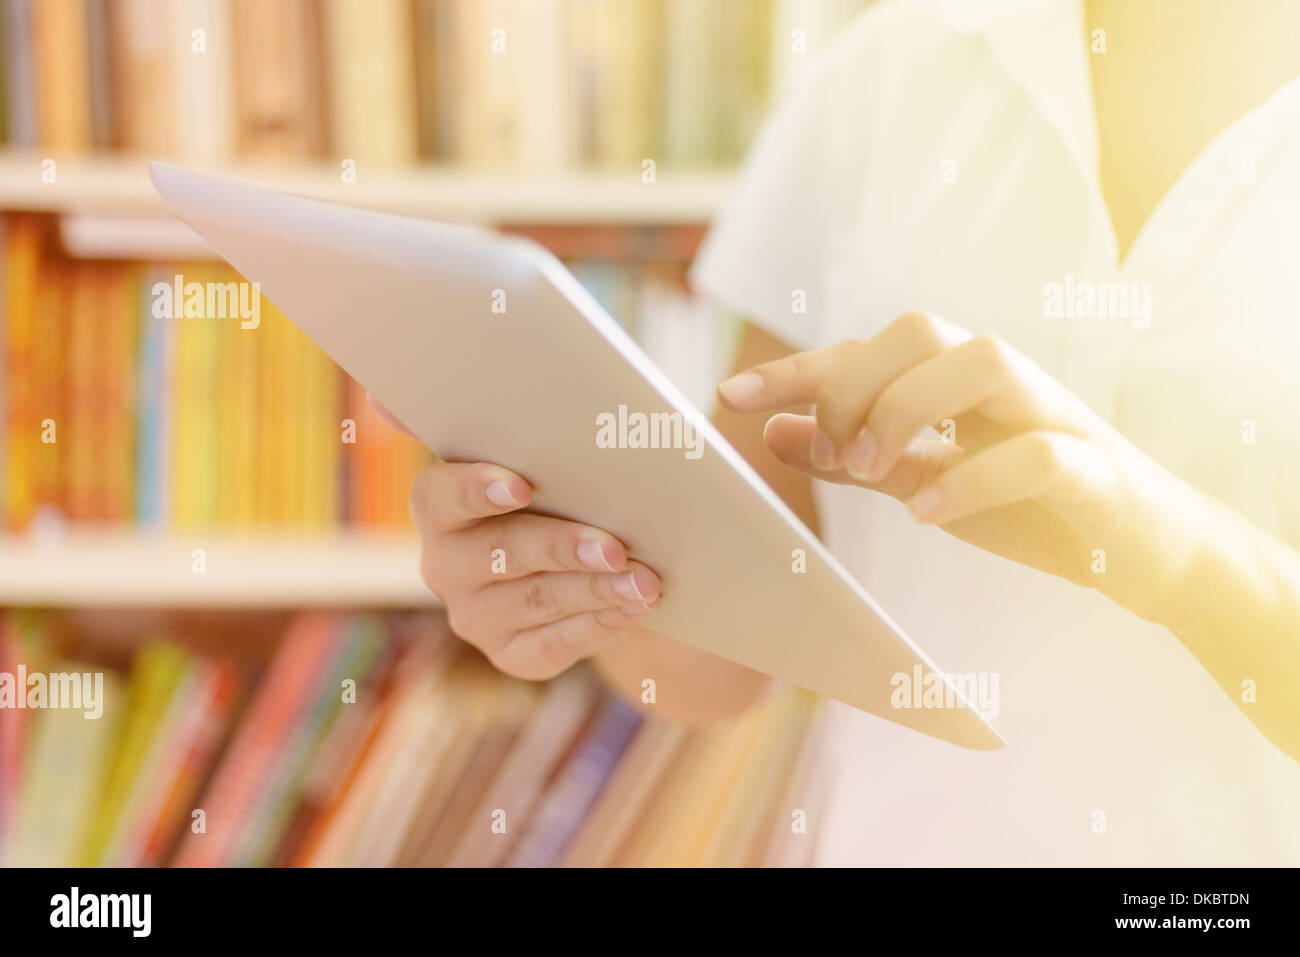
[78,641,191,866]
[755,698,834,867]
[697,689,813,867]
[0,610,31,865]
[294,628,458,866]
[559,717,686,867]
[31,0,91,150]
[172,613,341,866]
[134,265,174,525]
[614,698,774,867]
[392,660,516,865]
[108,656,240,866]
[11,664,122,866]
[408,677,538,867]
[505,695,642,867]
[2,0,37,147]
[233,616,384,866]
[444,668,599,867]
[322,0,417,167]
[109,0,176,155]
[171,0,235,161]
[0,610,829,868]
[230,0,326,159]
[84,0,116,149]
[1,222,726,532]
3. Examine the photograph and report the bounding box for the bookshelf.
[0,0,861,870]
[0,532,438,608]
[2,151,731,605]
[0,152,734,226]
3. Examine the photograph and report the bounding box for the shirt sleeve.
[688,58,841,353]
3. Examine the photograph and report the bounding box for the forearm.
[592,323,811,722]
[1173,495,1300,761]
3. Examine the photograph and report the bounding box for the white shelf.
[0,532,442,608]
[0,152,734,224]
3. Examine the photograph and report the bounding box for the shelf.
[0,152,734,225]
[0,531,441,608]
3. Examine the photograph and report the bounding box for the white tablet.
[150,162,1003,750]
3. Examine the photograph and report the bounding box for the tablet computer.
[150,162,1002,750]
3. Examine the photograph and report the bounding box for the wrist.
[1167,494,1293,646]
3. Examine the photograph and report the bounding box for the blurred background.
[0,0,870,867]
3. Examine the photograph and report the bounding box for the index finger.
[715,343,841,412]
[409,461,534,531]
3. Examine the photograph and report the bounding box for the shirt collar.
[939,0,1099,192]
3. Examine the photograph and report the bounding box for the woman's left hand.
[716,310,1240,634]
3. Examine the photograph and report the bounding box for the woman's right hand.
[408,459,662,680]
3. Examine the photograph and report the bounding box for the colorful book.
[172,613,341,866]
[444,668,600,867]
[11,665,122,867]
[559,717,686,867]
[506,695,642,867]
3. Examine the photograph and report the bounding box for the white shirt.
[691,0,1300,865]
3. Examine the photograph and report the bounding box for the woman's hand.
[369,393,662,680]
[715,311,1248,634]
[404,459,664,679]
[404,459,663,680]
[373,393,772,720]
[717,311,1300,759]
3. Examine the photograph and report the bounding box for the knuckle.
[482,647,527,680]
[522,579,556,615]
[813,388,850,435]
[1027,432,1063,474]
[490,639,563,682]
[417,547,447,593]
[458,474,480,518]
[771,353,804,384]
[869,382,905,431]
[550,618,604,662]
[540,630,579,671]
[485,524,515,567]
[969,334,1010,371]
[825,337,869,371]
[591,607,629,631]
[815,372,857,420]
[443,602,472,641]
[587,572,610,604]
[407,469,433,525]
[444,595,495,647]
[544,534,571,570]
[896,309,939,342]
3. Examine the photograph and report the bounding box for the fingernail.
[844,429,877,480]
[718,371,764,404]
[619,602,655,617]
[810,430,840,470]
[577,539,617,572]
[612,568,652,602]
[486,479,521,508]
[909,486,942,520]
